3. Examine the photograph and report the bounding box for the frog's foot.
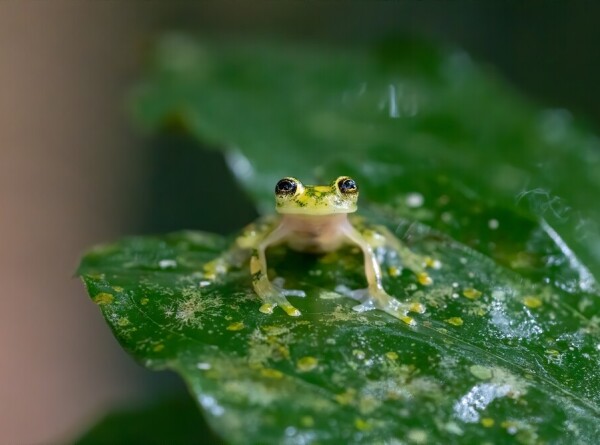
[335,285,425,325]
[255,277,305,317]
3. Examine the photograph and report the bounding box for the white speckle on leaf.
[159,259,177,269]
[488,219,499,230]
[406,192,424,208]
[199,394,224,416]
[454,383,511,422]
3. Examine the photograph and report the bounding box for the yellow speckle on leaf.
[417,272,433,286]
[407,429,428,444]
[463,288,482,300]
[335,388,356,405]
[469,365,493,380]
[354,418,372,431]
[481,418,495,428]
[112,286,123,292]
[388,266,401,277]
[446,317,464,326]
[153,343,164,352]
[117,317,130,327]
[385,351,399,360]
[301,416,314,427]
[93,293,114,305]
[140,297,149,305]
[523,296,542,309]
[260,368,283,379]
[227,322,245,331]
[296,356,318,372]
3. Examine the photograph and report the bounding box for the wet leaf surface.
[80,36,600,444]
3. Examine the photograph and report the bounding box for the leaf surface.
[80,36,600,444]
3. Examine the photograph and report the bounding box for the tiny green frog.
[205,176,434,324]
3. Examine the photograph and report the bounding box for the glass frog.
[205,176,433,324]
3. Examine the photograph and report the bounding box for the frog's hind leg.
[374,224,435,286]
[252,224,306,317]
[340,222,424,324]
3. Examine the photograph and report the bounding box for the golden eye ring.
[337,177,358,194]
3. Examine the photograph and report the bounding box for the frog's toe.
[352,300,377,312]
[281,304,302,317]
[335,285,369,303]
[259,303,276,314]
[273,277,306,298]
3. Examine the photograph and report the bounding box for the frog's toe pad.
[259,303,275,314]
[281,304,302,317]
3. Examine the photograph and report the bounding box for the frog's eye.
[275,178,298,196]
[337,177,358,195]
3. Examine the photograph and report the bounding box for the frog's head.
[274,176,359,215]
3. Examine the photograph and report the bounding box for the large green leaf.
[79,36,600,444]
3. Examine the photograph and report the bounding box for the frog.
[204,176,434,324]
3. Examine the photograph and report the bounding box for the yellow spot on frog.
[153,343,164,352]
[354,418,372,432]
[335,388,356,405]
[260,368,283,379]
[463,288,482,300]
[523,296,542,309]
[140,297,149,305]
[301,416,314,428]
[481,418,495,428]
[417,272,433,286]
[250,256,261,275]
[296,356,318,372]
[385,351,399,360]
[409,302,425,313]
[112,286,124,292]
[227,322,245,331]
[446,317,464,326]
[388,266,401,277]
[93,293,114,305]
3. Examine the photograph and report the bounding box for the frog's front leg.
[252,223,306,317]
[339,223,424,324]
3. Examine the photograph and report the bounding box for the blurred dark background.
[1,2,599,443]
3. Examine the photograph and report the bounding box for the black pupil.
[276,179,296,194]
[339,178,356,193]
